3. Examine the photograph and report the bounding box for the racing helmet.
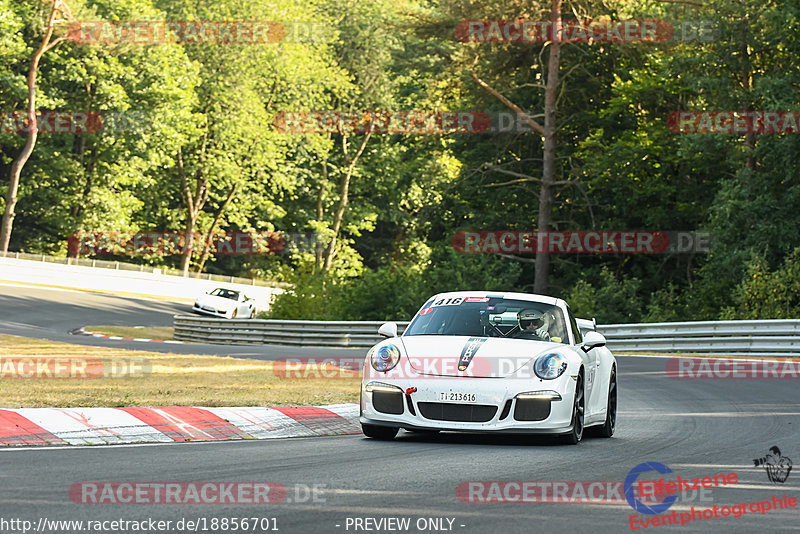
[519,309,545,330]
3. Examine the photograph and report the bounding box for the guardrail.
[599,320,800,356]
[174,316,410,347]
[173,316,800,355]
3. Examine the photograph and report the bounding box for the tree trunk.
[322,132,372,272]
[196,182,238,273]
[313,162,327,275]
[739,18,755,170]
[533,0,562,295]
[0,1,70,252]
[181,218,197,273]
[469,0,562,294]
[177,146,208,275]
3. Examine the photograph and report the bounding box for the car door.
[242,295,254,317]
[235,293,248,317]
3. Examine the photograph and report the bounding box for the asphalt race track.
[0,284,359,360]
[1,354,799,532]
[1,285,798,532]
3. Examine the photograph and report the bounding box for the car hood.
[195,294,237,309]
[397,335,564,378]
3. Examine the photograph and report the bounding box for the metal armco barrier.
[173,316,800,355]
[599,319,800,356]
[173,316,409,347]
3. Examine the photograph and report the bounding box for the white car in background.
[360,291,616,444]
[192,288,257,319]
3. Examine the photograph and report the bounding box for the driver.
[519,309,551,340]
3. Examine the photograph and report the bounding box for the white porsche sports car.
[360,291,616,444]
[192,288,257,319]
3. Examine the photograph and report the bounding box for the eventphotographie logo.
[625,462,678,515]
[753,446,792,484]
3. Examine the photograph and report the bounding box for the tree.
[0,0,73,252]
[315,0,400,274]
[468,0,562,294]
[154,0,349,275]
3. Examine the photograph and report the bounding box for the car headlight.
[371,344,401,372]
[533,353,567,380]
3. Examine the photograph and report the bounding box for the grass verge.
[0,334,360,408]
[85,325,175,340]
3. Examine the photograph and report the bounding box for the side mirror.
[378,322,398,338]
[581,331,606,352]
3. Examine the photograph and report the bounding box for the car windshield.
[404,296,569,344]
[210,288,239,300]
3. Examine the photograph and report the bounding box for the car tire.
[249,309,256,319]
[361,424,399,440]
[561,371,585,445]
[595,367,617,438]
[230,308,238,319]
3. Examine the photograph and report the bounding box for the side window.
[567,306,583,344]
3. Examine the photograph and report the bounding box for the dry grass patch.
[0,334,360,408]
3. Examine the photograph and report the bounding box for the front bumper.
[359,374,576,434]
[192,303,231,318]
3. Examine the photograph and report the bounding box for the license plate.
[438,392,477,402]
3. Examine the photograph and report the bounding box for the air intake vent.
[513,399,551,421]
[417,402,497,423]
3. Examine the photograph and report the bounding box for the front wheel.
[362,424,399,440]
[561,371,585,445]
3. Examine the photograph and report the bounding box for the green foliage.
[722,249,800,320]
[269,244,522,320]
[643,284,695,323]
[566,268,644,324]
[3,0,800,323]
